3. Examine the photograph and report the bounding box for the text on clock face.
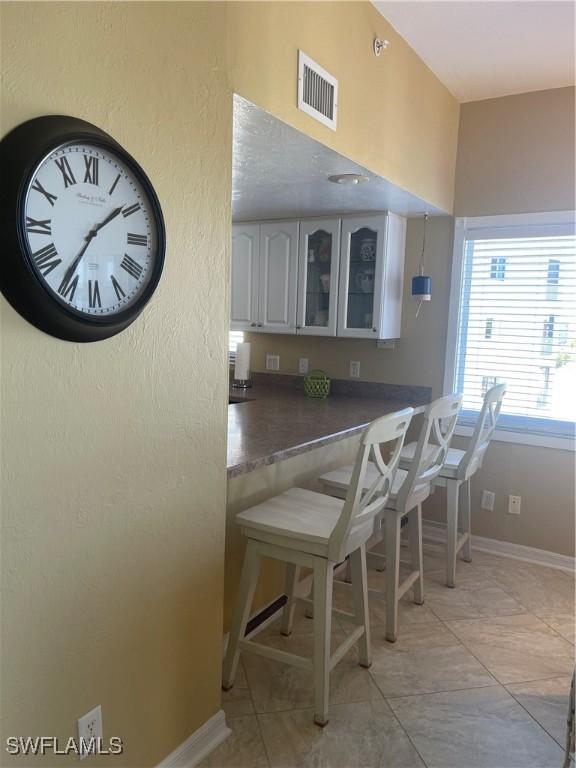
[24,143,159,317]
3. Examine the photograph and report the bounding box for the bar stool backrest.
[396,394,462,515]
[328,408,413,562]
[458,383,506,481]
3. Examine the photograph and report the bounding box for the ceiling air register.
[297,51,338,131]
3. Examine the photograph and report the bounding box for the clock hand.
[60,206,125,288]
[90,205,124,236]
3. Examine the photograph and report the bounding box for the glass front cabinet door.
[337,214,406,340]
[296,219,340,336]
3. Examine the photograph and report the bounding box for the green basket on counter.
[304,370,331,399]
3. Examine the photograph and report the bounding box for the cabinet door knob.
[372,327,377,332]
[296,325,301,330]
[257,323,263,327]
[250,322,257,327]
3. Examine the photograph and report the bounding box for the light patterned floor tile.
[539,613,576,644]
[257,699,425,768]
[389,685,564,768]
[369,640,495,698]
[221,658,254,717]
[198,714,269,768]
[473,559,575,615]
[446,612,575,684]
[426,585,526,620]
[507,675,573,747]
[242,629,382,714]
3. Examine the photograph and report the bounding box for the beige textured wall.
[455,87,575,216]
[229,1,460,213]
[1,3,231,766]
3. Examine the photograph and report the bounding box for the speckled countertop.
[227,374,430,478]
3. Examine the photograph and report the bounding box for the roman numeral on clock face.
[122,203,141,218]
[58,273,79,301]
[31,179,58,207]
[110,275,126,301]
[121,254,143,279]
[88,279,101,308]
[26,216,52,235]
[32,242,61,277]
[54,156,77,188]
[127,233,147,247]
[83,156,99,185]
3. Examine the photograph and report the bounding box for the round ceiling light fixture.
[328,173,369,186]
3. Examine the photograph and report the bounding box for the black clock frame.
[0,115,166,342]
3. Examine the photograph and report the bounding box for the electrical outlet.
[78,705,102,759]
[508,495,521,515]
[299,357,309,374]
[350,361,360,378]
[481,490,495,511]
[265,354,280,371]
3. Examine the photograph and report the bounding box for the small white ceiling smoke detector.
[328,173,369,186]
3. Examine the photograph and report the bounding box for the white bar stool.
[222,408,413,726]
[319,394,462,642]
[399,383,506,587]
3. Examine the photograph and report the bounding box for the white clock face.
[23,142,159,317]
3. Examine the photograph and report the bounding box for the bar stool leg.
[461,479,472,562]
[384,513,402,642]
[446,480,459,588]
[349,545,371,668]
[222,539,260,690]
[281,563,299,636]
[408,504,424,605]
[313,558,333,727]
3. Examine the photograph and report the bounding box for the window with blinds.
[453,227,576,438]
[229,331,244,364]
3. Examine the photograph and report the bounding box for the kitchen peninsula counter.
[227,374,430,478]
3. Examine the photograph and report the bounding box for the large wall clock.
[0,115,166,342]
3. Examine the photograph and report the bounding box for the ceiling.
[374,1,575,102]
[232,96,443,221]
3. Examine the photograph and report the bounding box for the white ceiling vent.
[297,51,338,131]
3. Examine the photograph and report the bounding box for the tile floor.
[202,545,575,768]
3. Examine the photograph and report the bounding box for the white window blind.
[229,330,244,363]
[453,228,576,439]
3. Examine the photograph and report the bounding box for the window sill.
[455,424,575,451]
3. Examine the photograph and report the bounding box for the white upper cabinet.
[230,214,405,340]
[337,213,406,339]
[258,221,299,334]
[231,224,259,331]
[296,219,340,336]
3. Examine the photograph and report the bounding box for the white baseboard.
[157,710,231,768]
[423,520,575,574]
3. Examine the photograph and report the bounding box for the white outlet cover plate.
[481,490,495,511]
[299,358,309,374]
[265,354,280,371]
[78,705,102,759]
[350,361,360,378]
[508,495,521,515]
